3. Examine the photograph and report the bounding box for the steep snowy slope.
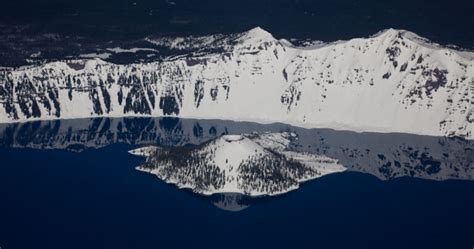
[0,27,472,138]
[129,132,345,196]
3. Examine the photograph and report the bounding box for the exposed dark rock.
[194,80,205,108]
[159,95,179,115]
[210,86,219,101]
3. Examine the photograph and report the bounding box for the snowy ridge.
[130,132,346,196]
[0,27,473,138]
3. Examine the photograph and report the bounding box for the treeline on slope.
[142,145,226,192]
[237,151,319,194]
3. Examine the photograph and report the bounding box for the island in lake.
[130,132,346,196]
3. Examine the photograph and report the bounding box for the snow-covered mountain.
[0,27,473,138]
[129,132,346,196]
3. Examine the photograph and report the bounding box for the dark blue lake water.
[0,118,473,249]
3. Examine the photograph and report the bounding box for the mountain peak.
[239,27,275,43]
[373,28,443,50]
[371,28,404,39]
[222,134,245,142]
[247,26,271,35]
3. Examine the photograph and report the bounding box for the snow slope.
[0,27,472,138]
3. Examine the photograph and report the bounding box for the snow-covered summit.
[237,26,276,43]
[370,28,474,59]
[222,134,245,142]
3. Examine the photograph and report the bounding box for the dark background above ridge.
[1,0,473,48]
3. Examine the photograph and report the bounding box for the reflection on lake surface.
[0,117,473,249]
[210,193,250,212]
[0,117,473,211]
[1,117,472,181]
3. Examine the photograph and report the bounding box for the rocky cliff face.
[0,27,472,138]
